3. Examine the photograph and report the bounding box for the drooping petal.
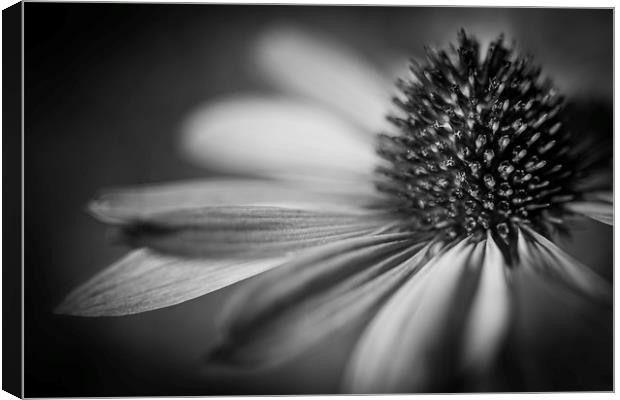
[459,234,511,386]
[180,96,377,181]
[89,178,383,224]
[574,169,612,193]
[509,237,612,390]
[115,206,393,258]
[518,227,612,304]
[253,27,392,135]
[585,190,613,204]
[344,239,483,393]
[565,200,613,225]
[219,232,419,330]
[208,233,432,368]
[55,249,290,317]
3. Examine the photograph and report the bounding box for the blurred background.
[25,4,612,396]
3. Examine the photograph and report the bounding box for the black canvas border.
[2,1,24,398]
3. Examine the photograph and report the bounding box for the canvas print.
[23,3,612,396]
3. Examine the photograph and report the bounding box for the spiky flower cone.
[377,30,583,246]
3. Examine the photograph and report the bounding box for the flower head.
[57,27,612,393]
[377,30,582,246]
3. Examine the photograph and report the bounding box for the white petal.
[460,234,511,379]
[253,27,392,135]
[55,249,290,317]
[344,239,481,393]
[180,96,377,181]
[574,169,612,192]
[114,206,393,258]
[509,240,612,391]
[89,178,383,224]
[566,201,613,225]
[219,232,416,329]
[518,227,611,303]
[209,236,431,367]
[585,191,613,204]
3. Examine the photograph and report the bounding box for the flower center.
[376,30,580,242]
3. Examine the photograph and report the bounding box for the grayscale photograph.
[20,3,612,397]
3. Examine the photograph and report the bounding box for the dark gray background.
[25,4,612,396]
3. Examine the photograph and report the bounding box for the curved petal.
[89,178,384,224]
[585,191,613,204]
[565,200,613,225]
[55,249,290,317]
[509,238,612,390]
[253,27,393,135]
[180,96,377,181]
[343,239,483,393]
[113,206,393,258]
[574,169,612,193]
[459,234,511,386]
[518,227,611,304]
[208,233,432,368]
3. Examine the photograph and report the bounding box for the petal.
[253,27,392,135]
[565,200,613,225]
[574,169,612,192]
[585,190,613,204]
[509,243,612,390]
[116,206,393,258]
[209,233,432,368]
[55,249,290,317]
[219,232,420,330]
[180,95,377,181]
[518,227,611,304]
[344,239,483,393]
[459,234,511,385]
[89,178,383,224]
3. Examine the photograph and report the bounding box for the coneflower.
[57,28,612,393]
[377,30,588,251]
